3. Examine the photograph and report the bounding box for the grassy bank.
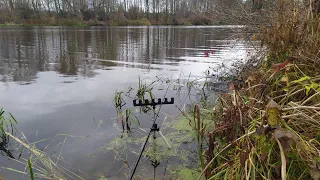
[0,17,152,26]
[188,1,320,179]
[0,15,225,27]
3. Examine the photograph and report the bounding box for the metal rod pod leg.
[128,130,152,180]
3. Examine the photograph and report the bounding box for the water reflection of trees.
[0,27,250,83]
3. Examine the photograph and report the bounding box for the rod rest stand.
[133,98,174,109]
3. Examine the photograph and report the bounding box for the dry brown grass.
[195,1,320,179]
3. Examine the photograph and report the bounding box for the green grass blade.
[208,168,227,180]
[28,159,35,180]
[9,113,18,124]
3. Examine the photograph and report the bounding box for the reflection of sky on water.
[0,68,178,119]
[0,26,257,179]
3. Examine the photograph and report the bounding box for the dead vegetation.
[191,1,320,179]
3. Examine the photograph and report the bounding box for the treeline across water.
[0,0,277,26]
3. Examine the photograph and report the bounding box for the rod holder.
[133,98,174,109]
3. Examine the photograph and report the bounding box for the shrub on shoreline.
[108,18,151,26]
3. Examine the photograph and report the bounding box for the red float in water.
[204,50,215,57]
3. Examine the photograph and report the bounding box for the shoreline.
[192,4,320,179]
[0,18,241,27]
[0,23,237,27]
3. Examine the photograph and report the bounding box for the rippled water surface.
[0,26,255,179]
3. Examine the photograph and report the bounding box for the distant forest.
[0,0,292,25]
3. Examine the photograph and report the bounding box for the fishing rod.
[127,98,174,180]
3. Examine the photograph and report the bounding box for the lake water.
[0,26,255,179]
